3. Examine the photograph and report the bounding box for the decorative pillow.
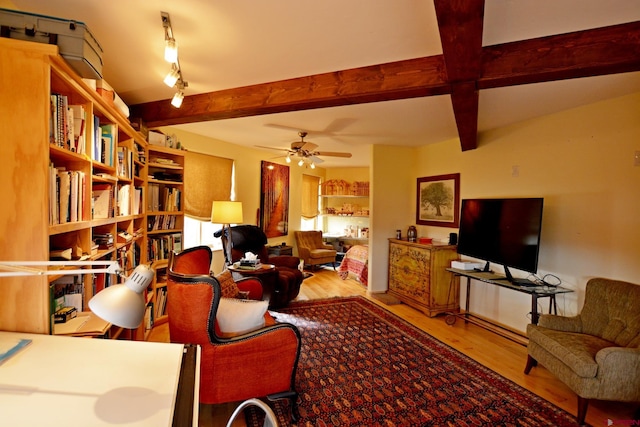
[216,298,268,337]
[215,270,240,298]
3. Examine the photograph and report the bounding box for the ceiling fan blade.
[255,145,290,152]
[314,151,352,158]
[291,141,318,152]
[309,156,324,164]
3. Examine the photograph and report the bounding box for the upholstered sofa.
[525,277,640,425]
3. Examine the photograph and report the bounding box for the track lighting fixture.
[171,91,184,108]
[161,11,188,108]
[164,38,178,63]
[163,65,179,87]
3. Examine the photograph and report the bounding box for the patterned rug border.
[260,295,582,427]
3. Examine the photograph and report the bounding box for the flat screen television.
[457,198,544,286]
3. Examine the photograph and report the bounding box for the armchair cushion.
[217,298,268,337]
[215,270,240,298]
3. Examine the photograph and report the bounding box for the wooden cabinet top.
[388,238,457,251]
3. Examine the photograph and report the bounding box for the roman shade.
[184,151,233,220]
[301,174,320,219]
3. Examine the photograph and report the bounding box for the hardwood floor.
[149,267,637,426]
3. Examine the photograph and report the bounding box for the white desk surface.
[0,331,185,426]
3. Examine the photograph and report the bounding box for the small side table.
[228,263,278,305]
[268,245,293,256]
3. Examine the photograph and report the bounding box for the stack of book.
[235,259,262,270]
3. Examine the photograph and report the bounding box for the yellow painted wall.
[160,127,325,270]
[412,92,640,332]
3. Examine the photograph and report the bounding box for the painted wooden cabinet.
[387,239,459,317]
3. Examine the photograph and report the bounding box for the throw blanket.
[337,245,368,286]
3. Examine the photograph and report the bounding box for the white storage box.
[451,260,484,270]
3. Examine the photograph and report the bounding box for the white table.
[0,331,200,426]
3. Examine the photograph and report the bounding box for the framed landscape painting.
[416,173,460,228]
[260,161,290,237]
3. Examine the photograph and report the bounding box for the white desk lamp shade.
[88,264,154,329]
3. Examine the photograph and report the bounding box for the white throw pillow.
[216,297,268,337]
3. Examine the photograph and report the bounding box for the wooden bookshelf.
[0,38,179,340]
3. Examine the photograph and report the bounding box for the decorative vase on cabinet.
[387,239,459,317]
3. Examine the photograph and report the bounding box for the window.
[300,174,321,231]
[184,216,222,250]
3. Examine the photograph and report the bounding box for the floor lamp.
[211,201,243,267]
[0,261,153,329]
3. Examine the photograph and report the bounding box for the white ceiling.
[6,0,640,167]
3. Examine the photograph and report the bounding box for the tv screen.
[457,198,544,283]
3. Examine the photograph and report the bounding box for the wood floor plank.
[148,267,637,426]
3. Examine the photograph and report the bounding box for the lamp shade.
[211,201,243,224]
[88,264,154,329]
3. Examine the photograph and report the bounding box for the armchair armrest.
[322,243,334,251]
[594,346,640,400]
[235,277,264,301]
[538,314,583,332]
[297,247,311,260]
[269,255,301,269]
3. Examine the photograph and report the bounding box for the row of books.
[92,183,143,219]
[144,302,155,332]
[117,146,134,179]
[50,94,86,154]
[147,233,182,262]
[148,184,181,212]
[155,287,168,319]
[49,165,86,225]
[147,215,179,231]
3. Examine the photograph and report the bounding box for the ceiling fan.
[256,131,352,167]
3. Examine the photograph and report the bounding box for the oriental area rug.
[246,296,581,427]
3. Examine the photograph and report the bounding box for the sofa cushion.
[527,324,616,378]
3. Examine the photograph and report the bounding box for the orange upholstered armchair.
[167,246,301,419]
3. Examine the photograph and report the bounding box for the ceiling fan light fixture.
[310,161,316,169]
[297,158,304,167]
[285,154,291,163]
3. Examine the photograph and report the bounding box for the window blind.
[184,150,233,220]
[301,174,320,219]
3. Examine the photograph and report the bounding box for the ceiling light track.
[161,11,188,108]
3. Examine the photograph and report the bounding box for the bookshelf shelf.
[0,38,179,341]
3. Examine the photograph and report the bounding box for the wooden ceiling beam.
[131,56,449,128]
[480,21,640,89]
[434,0,484,150]
[131,21,640,145]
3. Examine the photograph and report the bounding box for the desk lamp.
[211,201,243,266]
[0,261,153,329]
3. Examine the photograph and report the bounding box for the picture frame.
[416,173,460,228]
[259,161,290,237]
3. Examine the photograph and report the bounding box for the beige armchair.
[294,230,337,270]
[525,278,640,425]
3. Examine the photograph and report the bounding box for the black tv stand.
[446,268,573,325]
